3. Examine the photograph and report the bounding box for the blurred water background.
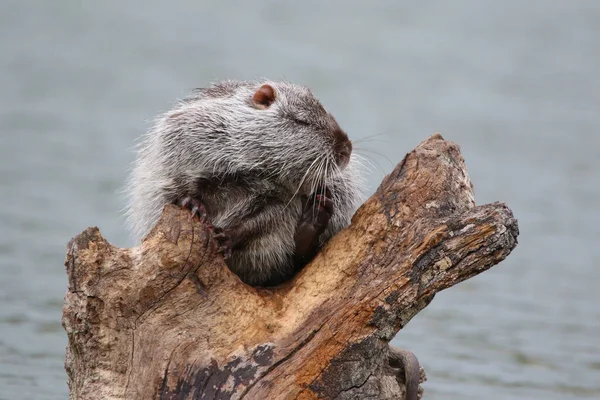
[1,1,599,399]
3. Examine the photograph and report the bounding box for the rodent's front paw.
[293,188,333,261]
[179,196,232,258]
[179,196,207,221]
[300,187,333,234]
[212,227,233,260]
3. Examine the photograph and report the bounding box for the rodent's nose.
[338,141,352,165]
[333,128,352,167]
[333,127,349,144]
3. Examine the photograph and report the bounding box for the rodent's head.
[169,80,354,194]
[250,82,352,170]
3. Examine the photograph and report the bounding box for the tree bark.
[62,134,519,399]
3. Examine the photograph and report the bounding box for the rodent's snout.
[332,128,352,168]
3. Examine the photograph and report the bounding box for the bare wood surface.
[62,134,519,399]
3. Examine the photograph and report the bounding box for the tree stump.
[62,134,519,399]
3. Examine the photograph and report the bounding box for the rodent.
[125,80,364,286]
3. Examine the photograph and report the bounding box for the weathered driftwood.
[62,134,518,399]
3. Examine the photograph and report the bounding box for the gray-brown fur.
[124,80,363,286]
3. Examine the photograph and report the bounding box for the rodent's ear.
[252,84,276,109]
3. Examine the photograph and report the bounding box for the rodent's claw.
[179,196,207,221]
[301,188,334,232]
[180,196,232,258]
[212,227,233,260]
[218,246,232,260]
[314,194,334,216]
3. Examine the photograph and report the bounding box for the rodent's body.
[125,80,363,286]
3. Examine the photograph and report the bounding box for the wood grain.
[62,134,518,399]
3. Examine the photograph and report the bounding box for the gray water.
[1,1,599,399]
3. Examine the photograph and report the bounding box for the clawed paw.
[300,187,333,232]
[178,196,233,260]
[179,196,207,222]
[293,187,334,260]
[212,227,233,260]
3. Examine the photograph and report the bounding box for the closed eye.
[289,116,310,126]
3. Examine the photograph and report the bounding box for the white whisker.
[284,155,321,209]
